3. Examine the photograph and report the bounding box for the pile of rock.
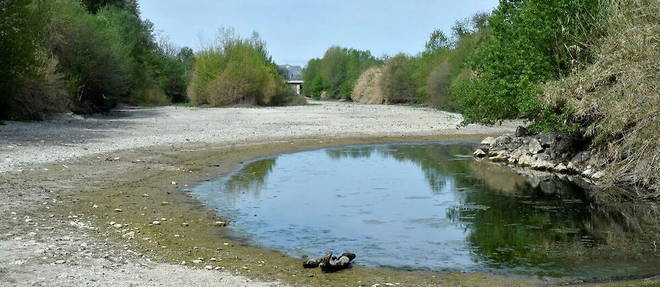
[474,127,604,181]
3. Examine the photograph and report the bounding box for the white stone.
[480,137,496,146]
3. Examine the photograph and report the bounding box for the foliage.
[379,54,419,103]
[46,0,132,113]
[187,29,293,106]
[452,0,608,125]
[302,46,381,100]
[0,0,48,119]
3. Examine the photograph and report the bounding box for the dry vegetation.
[543,0,659,195]
[351,66,386,104]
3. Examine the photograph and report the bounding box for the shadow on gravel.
[0,108,166,148]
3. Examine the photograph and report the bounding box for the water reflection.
[192,143,660,279]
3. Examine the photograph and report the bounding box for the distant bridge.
[286,80,303,96]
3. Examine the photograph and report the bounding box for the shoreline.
[1,103,657,286]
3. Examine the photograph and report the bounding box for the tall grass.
[543,0,659,195]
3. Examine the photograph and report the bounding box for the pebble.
[114,209,122,212]
[214,221,227,227]
[160,201,169,206]
[55,260,66,264]
[204,265,213,270]
[113,224,123,228]
[191,259,202,264]
[152,221,160,225]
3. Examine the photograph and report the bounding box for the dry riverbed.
[1,101,657,286]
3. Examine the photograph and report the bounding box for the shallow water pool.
[191,142,660,280]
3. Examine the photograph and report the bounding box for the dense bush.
[379,54,419,103]
[302,46,381,100]
[187,30,296,106]
[46,0,133,113]
[0,0,50,119]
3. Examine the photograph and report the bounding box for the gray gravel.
[0,101,517,174]
[0,101,518,286]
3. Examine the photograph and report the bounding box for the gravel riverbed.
[0,101,518,174]
[0,101,523,287]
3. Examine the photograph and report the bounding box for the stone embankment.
[474,127,604,183]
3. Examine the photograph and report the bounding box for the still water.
[191,142,660,280]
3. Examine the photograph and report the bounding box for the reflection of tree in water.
[224,158,277,197]
[325,144,476,193]
[328,144,660,277]
[450,166,660,278]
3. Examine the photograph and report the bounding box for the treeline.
[302,47,382,100]
[0,0,193,119]
[303,0,658,191]
[1,0,302,120]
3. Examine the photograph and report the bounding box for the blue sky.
[138,0,499,66]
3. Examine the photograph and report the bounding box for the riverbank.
[1,102,658,286]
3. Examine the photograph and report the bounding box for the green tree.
[302,46,381,100]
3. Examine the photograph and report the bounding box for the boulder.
[528,139,543,154]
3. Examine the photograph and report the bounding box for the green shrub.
[47,0,132,113]
[379,54,418,104]
[453,0,608,124]
[11,54,70,120]
[187,29,290,106]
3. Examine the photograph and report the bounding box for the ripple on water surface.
[192,142,660,280]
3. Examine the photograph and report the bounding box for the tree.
[425,29,451,52]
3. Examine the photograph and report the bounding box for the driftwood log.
[302,251,356,272]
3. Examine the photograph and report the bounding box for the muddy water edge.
[7,135,659,287]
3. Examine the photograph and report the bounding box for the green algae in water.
[192,142,660,280]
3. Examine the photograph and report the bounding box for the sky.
[138,0,499,66]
